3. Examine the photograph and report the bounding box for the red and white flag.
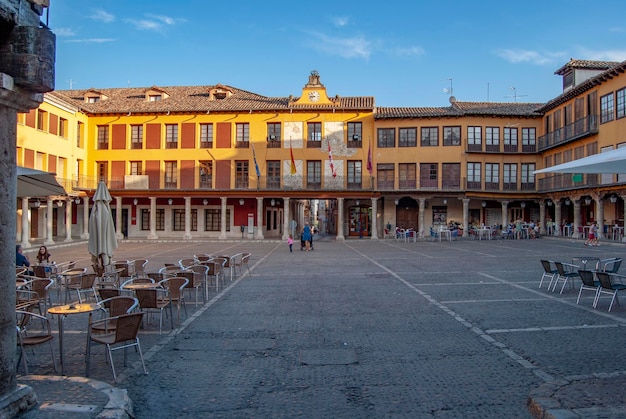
[328,142,337,178]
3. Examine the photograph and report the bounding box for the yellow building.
[15,62,626,243]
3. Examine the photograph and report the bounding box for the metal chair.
[86,312,147,382]
[16,309,57,374]
[576,270,601,307]
[595,272,626,312]
[66,273,98,303]
[539,260,558,289]
[553,262,581,294]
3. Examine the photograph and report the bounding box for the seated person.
[16,244,33,275]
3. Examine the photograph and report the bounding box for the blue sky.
[49,0,626,107]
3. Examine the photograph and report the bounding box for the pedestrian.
[302,222,312,251]
[287,234,294,253]
[586,221,599,246]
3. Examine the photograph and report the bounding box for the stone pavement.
[14,235,626,418]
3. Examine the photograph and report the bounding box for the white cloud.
[125,14,184,31]
[576,48,626,62]
[146,14,183,26]
[331,16,350,28]
[391,46,425,57]
[65,38,116,44]
[53,27,75,37]
[90,9,115,23]
[494,49,565,65]
[309,32,372,59]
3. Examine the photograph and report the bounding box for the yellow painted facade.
[15,64,626,241]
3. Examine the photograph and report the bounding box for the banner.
[328,142,337,178]
[251,143,261,178]
[289,141,297,174]
[367,139,373,175]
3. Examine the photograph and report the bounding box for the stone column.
[462,198,470,237]
[43,198,54,245]
[370,197,378,239]
[595,196,605,239]
[64,199,72,242]
[20,197,30,248]
[418,198,426,238]
[501,201,509,231]
[256,197,265,240]
[282,197,290,240]
[81,196,89,239]
[539,199,546,235]
[554,201,562,236]
[336,198,345,240]
[620,194,626,242]
[148,197,158,239]
[573,199,581,239]
[114,196,123,240]
[184,197,192,240]
[219,197,227,239]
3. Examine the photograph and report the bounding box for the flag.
[289,141,297,174]
[251,143,261,178]
[367,138,373,175]
[328,142,337,178]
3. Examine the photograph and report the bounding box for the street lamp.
[610,195,618,204]
[34,199,41,208]
[271,199,275,206]
[168,199,173,205]
[239,199,245,206]
[481,201,487,207]
[520,202,526,208]
[203,199,208,205]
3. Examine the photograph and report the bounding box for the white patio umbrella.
[534,147,626,174]
[88,181,118,272]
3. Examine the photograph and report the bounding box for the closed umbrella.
[88,181,118,273]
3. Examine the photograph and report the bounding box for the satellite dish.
[443,88,450,94]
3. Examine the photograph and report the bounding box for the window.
[399,163,416,189]
[97,126,109,149]
[165,124,178,149]
[306,160,321,189]
[420,127,438,146]
[442,163,460,189]
[236,123,250,148]
[235,161,249,189]
[398,127,417,147]
[267,123,281,148]
[377,128,395,148]
[376,163,394,189]
[130,161,142,175]
[199,123,213,148]
[347,122,362,147]
[37,109,46,130]
[419,163,438,188]
[307,122,322,147]
[142,208,164,231]
[59,118,68,138]
[347,161,362,189]
[617,88,626,119]
[97,161,108,183]
[521,163,535,190]
[87,96,100,103]
[173,209,197,231]
[164,161,177,188]
[485,163,499,190]
[600,93,614,123]
[485,127,500,152]
[131,125,143,149]
[467,162,481,189]
[443,126,461,146]
[266,160,280,189]
[467,127,482,151]
[205,208,231,232]
[521,128,536,152]
[148,95,162,102]
[503,163,517,190]
[504,127,518,152]
[199,161,212,188]
[77,122,84,148]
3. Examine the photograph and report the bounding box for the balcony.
[538,114,598,151]
[538,173,601,192]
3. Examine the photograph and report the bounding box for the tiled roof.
[376,101,543,119]
[539,59,626,112]
[554,59,621,75]
[49,85,375,114]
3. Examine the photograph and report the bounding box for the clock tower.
[296,70,330,105]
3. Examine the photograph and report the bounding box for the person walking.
[302,222,312,252]
[585,221,599,246]
[287,234,294,253]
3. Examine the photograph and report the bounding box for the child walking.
[287,234,294,253]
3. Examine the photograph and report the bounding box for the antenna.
[67,79,76,89]
[442,78,453,96]
[504,86,528,102]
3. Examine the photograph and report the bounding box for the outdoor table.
[477,227,491,240]
[563,225,572,237]
[48,302,100,375]
[613,226,624,241]
[122,283,161,291]
[572,256,601,270]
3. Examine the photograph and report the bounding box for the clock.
[308,91,320,102]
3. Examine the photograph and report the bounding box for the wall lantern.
[547,200,553,206]
[481,201,487,207]
[442,199,447,205]
[168,199,173,205]
[610,195,618,204]
[75,197,81,204]
[57,200,64,207]
[203,199,208,205]
[565,199,571,205]
[133,198,138,205]
[355,200,360,206]
[394,198,399,205]
[271,199,275,206]
[520,202,526,209]
[34,199,41,208]
[584,198,592,205]
[239,199,245,206]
